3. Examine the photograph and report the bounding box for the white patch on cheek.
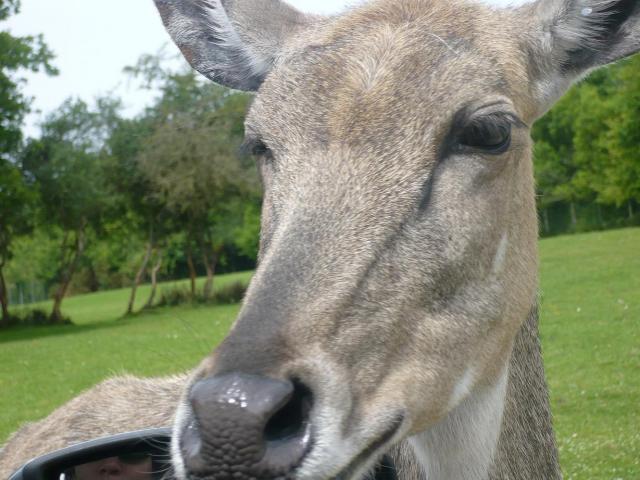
[491,233,509,275]
[171,401,189,480]
[295,355,409,480]
[295,358,363,480]
[409,367,509,480]
[448,366,477,410]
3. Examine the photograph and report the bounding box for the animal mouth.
[331,415,404,480]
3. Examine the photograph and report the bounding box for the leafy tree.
[21,98,118,323]
[533,87,585,228]
[0,160,36,324]
[597,56,640,216]
[139,115,238,296]
[533,58,640,232]
[570,83,613,221]
[0,0,57,155]
[0,0,57,324]
[115,59,252,309]
[138,73,256,298]
[103,115,173,314]
[233,202,261,262]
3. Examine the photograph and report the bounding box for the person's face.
[73,455,152,480]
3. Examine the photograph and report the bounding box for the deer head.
[153,0,640,479]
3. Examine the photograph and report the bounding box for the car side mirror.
[9,428,172,480]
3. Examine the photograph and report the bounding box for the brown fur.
[2,0,639,478]
[0,375,186,478]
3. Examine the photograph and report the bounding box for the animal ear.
[528,0,640,109]
[153,0,313,91]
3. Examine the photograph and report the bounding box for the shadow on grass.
[0,319,129,345]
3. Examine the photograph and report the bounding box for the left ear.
[153,0,315,91]
[526,0,639,111]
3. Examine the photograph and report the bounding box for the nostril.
[264,379,313,444]
[182,374,313,478]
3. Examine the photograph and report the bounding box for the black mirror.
[9,428,172,480]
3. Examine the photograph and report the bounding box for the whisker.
[176,316,212,356]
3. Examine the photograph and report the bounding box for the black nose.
[181,373,312,479]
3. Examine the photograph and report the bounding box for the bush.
[22,309,55,325]
[154,282,247,309]
[156,286,193,308]
[0,309,72,329]
[212,281,246,305]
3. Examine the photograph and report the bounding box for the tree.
[138,73,256,298]
[533,88,581,228]
[0,0,57,325]
[139,114,240,297]
[21,98,118,323]
[0,0,57,155]
[597,57,640,216]
[109,56,260,309]
[533,59,640,232]
[233,202,261,262]
[104,115,173,315]
[0,160,36,324]
[533,84,603,229]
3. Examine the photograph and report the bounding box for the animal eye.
[251,140,271,157]
[241,136,273,159]
[459,117,511,154]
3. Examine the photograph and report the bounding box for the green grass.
[0,272,253,443]
[9,271,254,325]
[539,228,639,479]
[1,229,639,478]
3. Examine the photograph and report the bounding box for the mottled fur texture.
[0,375,186,478]
[2,0,639,479]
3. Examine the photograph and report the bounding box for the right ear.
[153,0,313,91]
[523,0,640,115]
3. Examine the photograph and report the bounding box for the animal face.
[152,1,640,479]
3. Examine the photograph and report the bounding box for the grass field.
[1,229,638,478]
[538,228,639,478]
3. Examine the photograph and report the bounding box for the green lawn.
[0,272,253,442]
[1,229,639,478]
[539,228,639,479]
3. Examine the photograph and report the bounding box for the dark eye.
[459,118,511,154]
[251,140,271,157]
[241,136,273,159]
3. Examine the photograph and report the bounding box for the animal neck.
[408,365,508,480]
[392,307,561,480]
[488,305,562,479]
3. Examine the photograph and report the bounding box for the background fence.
[8,281,48,306]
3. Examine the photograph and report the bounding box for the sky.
[6,0,528,137]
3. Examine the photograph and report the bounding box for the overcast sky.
[6,0,528,137]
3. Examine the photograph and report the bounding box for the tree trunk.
[202,252,218,300]
[143,253,162,310]
[0,261,10,327]
[126,238,153,316]
[202,251,213,300]
[629,200,634,220]
[186,244,197,298]
[87,265,100,292]
[50,226,86,324]
[202,240,222,300]
[569,202,577,227]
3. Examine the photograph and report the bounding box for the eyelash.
[241,137,272,159]
[455,112,522,155]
